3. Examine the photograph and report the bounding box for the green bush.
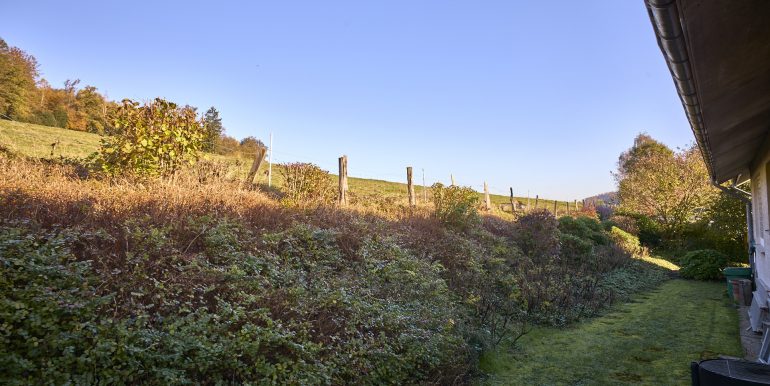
[630,214,663,248]
[0,220,469,384]
[513,210,559,260]
[0,224,330,384]
[559,233,594,265]
[431,183,480,230]
[279,162,336,205]
[96,98,205,176]
[559,216,609,246]
[679,249,729,280]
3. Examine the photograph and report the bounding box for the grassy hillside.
[0,119,100,159]
[0,119,575,210]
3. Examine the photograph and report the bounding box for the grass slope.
[0,119,574,208]
[479,279,742,385]
[0,119,100,158]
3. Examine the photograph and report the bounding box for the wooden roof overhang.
[646,0,770,184]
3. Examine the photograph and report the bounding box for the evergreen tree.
[203,107,224,151]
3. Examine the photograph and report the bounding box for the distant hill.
[583,191,618,206]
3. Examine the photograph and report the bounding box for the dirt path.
[479,279,742,385]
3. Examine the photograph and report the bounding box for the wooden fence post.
[510,187,516,213]
[483,181,491,211]
[244,145,267,188]
[574,199,578,211]
[338,155,348,206]
[407,167,415,207]
[535,195,539,209]
[553,200,558,217]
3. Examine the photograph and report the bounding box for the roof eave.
[645,0,717,183]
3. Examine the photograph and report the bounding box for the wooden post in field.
[244,145,267,188]
[407,167,416,207]
[50,139,60,157]
[451,174,456,186]
[553,200,558,216]
[574,199,578,212]
[567,200,570,215]
[582,199,586,209]
[338,155,348,206]
[483,181,491,211]
[535,195,539,209]
[510,187,516,213]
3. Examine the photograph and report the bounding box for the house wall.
[750,153,770,292]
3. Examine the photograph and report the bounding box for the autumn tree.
[74,86,109,133]
[0,38,38,120]
[615,134,716,239]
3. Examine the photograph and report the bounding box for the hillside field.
[0,119,575,211]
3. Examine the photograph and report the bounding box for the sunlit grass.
[637,254,680,271]
[479,280,741,385]
[0,119,101,158]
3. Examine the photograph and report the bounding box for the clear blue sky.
[3,0,693,200]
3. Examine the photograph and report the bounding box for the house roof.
[645,0,770,183]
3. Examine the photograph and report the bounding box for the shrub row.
[0,157,669,384]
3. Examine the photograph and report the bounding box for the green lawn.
[479,279,742,385]
[0,119,574,207]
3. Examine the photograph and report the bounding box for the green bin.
[723,267,751,300]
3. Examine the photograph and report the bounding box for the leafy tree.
[615,134,716,240]
[214,134,240,155]
[615,134,673,179]
[202,107,224,151]
[0,38,38,120]
[73,86,108,133]
[239,136,266,156]
[96,98,205,176]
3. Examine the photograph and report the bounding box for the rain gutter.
[645,0,716,182]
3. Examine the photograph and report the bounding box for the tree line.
[0,37,262,156]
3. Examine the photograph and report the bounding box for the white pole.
[422,168,427,202]
[268,132,273,187]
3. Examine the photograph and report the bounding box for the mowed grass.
[0,119,573,206]
[479,279,742,385]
